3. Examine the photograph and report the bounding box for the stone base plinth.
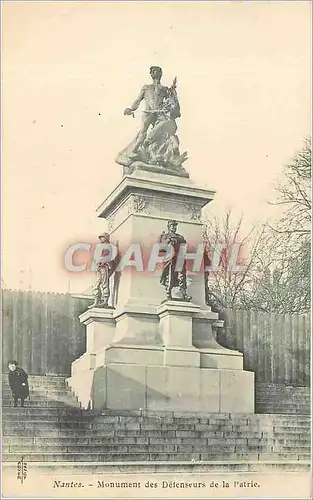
[69,170,255,415]
[199,348,243,370]
[67,363,254,413]
[69,301,254,414]
[79,308,115,354]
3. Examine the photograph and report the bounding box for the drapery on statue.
[116,66,188,175]
[159,220,191,301]
[91,233,116,308]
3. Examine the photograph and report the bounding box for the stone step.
[257,401,310,405]
[2,379,70,386]
[4,430,308,444]
[4,460,312,473]
[90,423,311,434]
[256,395,310,400]
[3,436,154,446]
[273,437,311,445]
[3,435,310,449]
[232,425,310,432]
[256,384,309,389]
[3,410,309,428]
[2,372,68,384]
[2,413,92,422]
[3,451,310,463]
[3,429,106,438]
[257,396,311,400]
[2,369,310,472]
[256,402,311,407]
[2,398,79,406]
[1,460,310,473]
[256,404,310,409]
[256,406,310,411]
[257,387,310,390]
[2,390,75,398]
[272,427,311,434]
[157,413,309,423]
[2,418,252,428]
[95,415,311,424]
[4,442,308,454]
[3,428,310,444]
[2,400,81,408]
[257,409,310,415]
[256,405,310,409]
[3,422,94,431]
[2,385,70,391]
[2,408,88,417]
[91,414,311,425]
[2,406,88,420]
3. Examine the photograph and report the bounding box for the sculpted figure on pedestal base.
[91,233,116,308]
[116,66,188,177]
[159,220,191,301]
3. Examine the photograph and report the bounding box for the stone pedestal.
[97,170,214,309]
[68,169,255,413]
[82,308,115,353]
[158,301,200,347]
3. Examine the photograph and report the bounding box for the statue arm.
[129,86,146,111]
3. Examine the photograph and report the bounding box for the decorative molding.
[107,220,115,233]
[184,203,201,221]
[132,195,150,214]
[106,194,204,233]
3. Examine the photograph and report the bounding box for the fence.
[218,309,310,386]
[2,289,311,386]
[2,289,90,375]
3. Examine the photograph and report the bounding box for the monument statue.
[91,233,116,308]
[159,220,191,301]
[116,66,188,176]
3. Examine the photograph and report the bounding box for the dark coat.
[8,368,29,399]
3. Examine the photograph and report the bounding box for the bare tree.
[203,138,311,314]
[245,138,311,314]
[202,210,266,311]
[270,137,311,241]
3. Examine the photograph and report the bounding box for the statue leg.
[160,265,172,299]
[131,113,156,154]
[167,279,172,299]
[92,279,103,307]
[178,269,191,301]
[99,267,110,307]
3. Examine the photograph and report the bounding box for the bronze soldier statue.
[159,220,191,301]
[91,232,116,308]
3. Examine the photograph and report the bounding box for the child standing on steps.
[7,360,29,407]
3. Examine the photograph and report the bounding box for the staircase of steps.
[2,375,81,408]
[255,383,311,415]
[2,375,311,470]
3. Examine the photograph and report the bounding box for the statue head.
[150,66,162,82]
[98,232,110,243]
[167,220,178,233]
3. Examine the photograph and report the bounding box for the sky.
[2,1,311,293]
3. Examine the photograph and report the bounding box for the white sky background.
[2,1,311,293]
